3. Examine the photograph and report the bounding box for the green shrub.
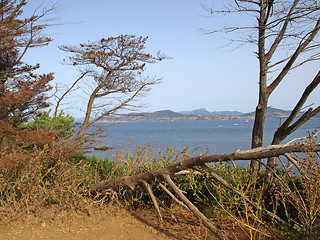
[20,110,75,139]
[68,153,122,182]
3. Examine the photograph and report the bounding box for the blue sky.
[23,0,320,117]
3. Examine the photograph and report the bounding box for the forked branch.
[162,174,233,240]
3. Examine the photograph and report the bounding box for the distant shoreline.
[99,114,290,123]
[74,108,316,124]
[98,107,297,123]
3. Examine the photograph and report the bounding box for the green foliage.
[20,110,75,139]
[68,153,122,182]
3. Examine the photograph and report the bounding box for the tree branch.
[157,183,188,210]
[273,70,320,142]
[265,0,299,62]
[142,180,163,221]
[50,71,88,130]
[201,164,286,225]
[91,142,320,192]
[162,174,232,240]
[267,17,320,95]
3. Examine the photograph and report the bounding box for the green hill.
[241,108,292,118]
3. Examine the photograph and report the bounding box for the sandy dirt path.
[0,208,171,240]
[0,204,229,240]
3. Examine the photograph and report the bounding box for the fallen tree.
[92,141,320,191]
[91,141,320,240]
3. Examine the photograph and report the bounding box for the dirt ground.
[0,208,170,240]
[0,206,226,240]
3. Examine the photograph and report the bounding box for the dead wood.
[91,141,319,239]
[153,195,178,222]
[91,142,320,191]
[157,183,188,210]
[142,180,163,221]
[200,164,287,225]
[162,174,233,240]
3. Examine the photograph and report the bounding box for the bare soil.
[0,207,168,240]
[0,206,224,240]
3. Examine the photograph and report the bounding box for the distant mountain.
[241,108,292,118]
[213,111,244,116]
[180,108,210,116]
[105,110,192,122]
[180,108,244,116]
[148,110,185,118]
[101,107,310,122]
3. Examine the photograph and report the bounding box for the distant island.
[100,108,308,122]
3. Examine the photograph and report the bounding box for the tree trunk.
[0,80,7,152]
[0,80,7,121]
[250,103,267,172]
[250,1,269,173]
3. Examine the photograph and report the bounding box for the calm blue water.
[89,118,320,158]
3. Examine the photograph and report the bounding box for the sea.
[87,117,320,165]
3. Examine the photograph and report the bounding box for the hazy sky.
[23,0,320,117]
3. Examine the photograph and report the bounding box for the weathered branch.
[267,17,320,95]
[142,180,163,221]
[91,142,319,238]
[51,71,88,130]
[91,142,320,191]
[265,0,299,62]
[263,71,320,192]
[273,70,320,142]
[162,174,233,240]
[201,164,287,225]
[152,195,178,222]
[158,183,188,210]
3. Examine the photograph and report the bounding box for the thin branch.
[158,183,188,210]
[278,156,308,220]
[201,164,286,225]
[284,153,308,179]
[17,4,58,62]
[265,0,300,62]
[50,71,88,130]
[152,195,178,222]
[142,180,163,221]
[87,84,147,126]
[162,174,232,240]
[273,70,320,142]
[267,17,320,95]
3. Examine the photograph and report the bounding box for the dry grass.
[0,143,100,222]
[1,133,319,239]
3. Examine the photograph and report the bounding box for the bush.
[20,110,75,139]
[68,153,122,182]
[0,144,118,221]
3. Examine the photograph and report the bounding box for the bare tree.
[59,35,166,142]
[205,0,320,176]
